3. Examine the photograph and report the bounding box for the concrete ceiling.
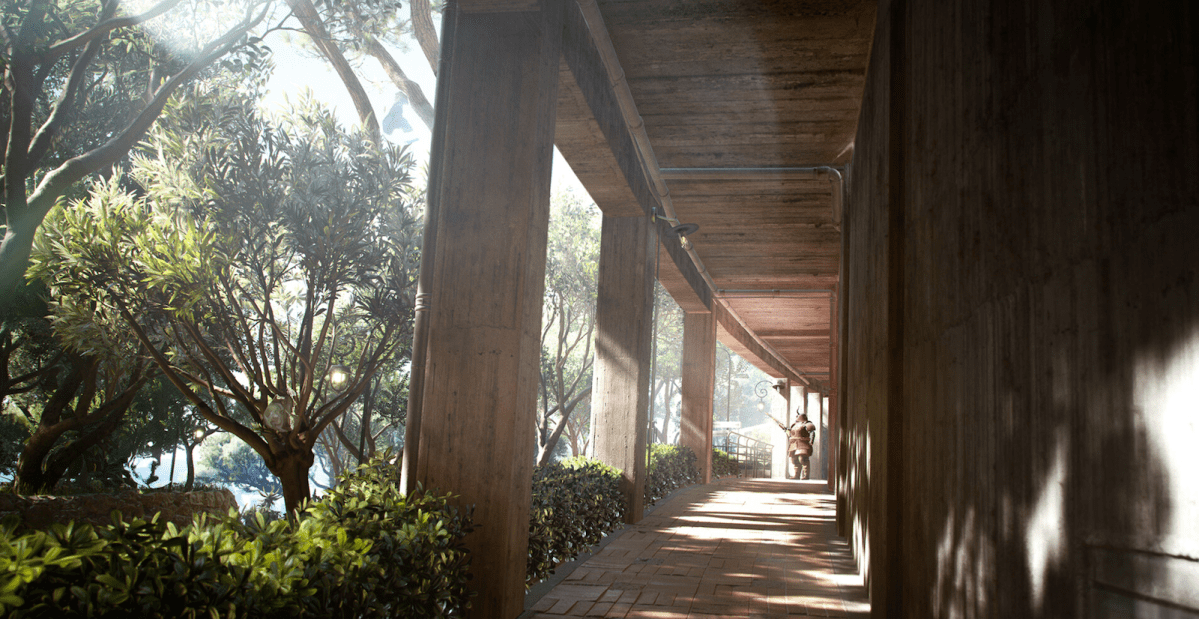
[555,0,877,390]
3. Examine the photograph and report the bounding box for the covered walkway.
[523,479,869,618]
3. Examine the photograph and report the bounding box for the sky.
[259,24,589,197]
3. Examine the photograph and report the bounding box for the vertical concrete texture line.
[837,174,852,537]
[407,1,565,613]
[883,0,907,616]
[400,2,458,494]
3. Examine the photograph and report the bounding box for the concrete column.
[410,2,562,616]
[829,288,840,493]
[770,380,790,478]
[787,383,804,479]
[679,311,716,484]
[591,215,656,523]
[819,394,829,480]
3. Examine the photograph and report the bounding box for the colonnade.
[397,1,832,615]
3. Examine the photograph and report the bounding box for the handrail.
[714,431,774,478]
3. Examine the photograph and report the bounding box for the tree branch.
[42,0,184,65]
[409,0,439,74]
[24,2,269,224]
[109,292,271,460]
[365,39,433,129]
[284,0,380,142]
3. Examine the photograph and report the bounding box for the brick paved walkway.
[521,478,869,618]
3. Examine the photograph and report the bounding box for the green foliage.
[644,445,699,506]
[0,455,474,618]
[29,86,424,511]
[526,457,624,586]
[536,192,601,463]
[712,448,740,479]
[197,434,281,495]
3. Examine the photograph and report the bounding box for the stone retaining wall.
[0,489,238,530]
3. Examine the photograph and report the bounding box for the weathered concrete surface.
[411,3,562,616]
[591,215,657,524]
[679,311,716,484]
[0,489,237,530]
[840,1,1199,618]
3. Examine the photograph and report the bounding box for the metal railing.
[713,432,774,478]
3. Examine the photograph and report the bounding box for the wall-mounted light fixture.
[671,222,699,249]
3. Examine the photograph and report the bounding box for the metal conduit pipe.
[659,167,830,180]
[716,289,834,296]
[576,0,821,387]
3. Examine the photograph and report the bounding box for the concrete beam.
[679,311,716,484]
[656,234,710,313]
[409,2,562,615]
[714,302,823,391]
[556,0,712,311]
[591,215,657,524]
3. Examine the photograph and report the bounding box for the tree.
[649,282,684,445]
[197,432,280,494]
[0,282,161,493]
[534,192,600,466]
[280,0,382,140]
[0,0,273,305]
[314,350,409,484]
[713,343,753,425]
[31,89,421,513]
[280,0,440,132]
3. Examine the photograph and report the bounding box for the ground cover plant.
[712,448,740,478]
[0,455,473,618]
[644,444,700,505]
[526,456,624,586]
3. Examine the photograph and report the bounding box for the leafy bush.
[644,444,699,505]
[527,457,624,586]
[712,448,740,478]
[0,456,474,618]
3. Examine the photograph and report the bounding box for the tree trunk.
[184,443,197,491]
[269,448,315,515]
[409,0,439,74]
[14,429,62,493]
[366,40,434,129]
[285,0,381,143]
[0,215,40,310]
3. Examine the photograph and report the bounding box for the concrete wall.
[839,1,1199,617]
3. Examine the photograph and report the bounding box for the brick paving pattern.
[521,478,869,619]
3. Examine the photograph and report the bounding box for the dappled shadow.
[521,478,869,618]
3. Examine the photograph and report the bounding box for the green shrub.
[527,457,624,586]
[712,448,740,478]
[644,445,699,505]
[0,456,474,618]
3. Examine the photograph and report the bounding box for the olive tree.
[535,192,600,465]
[1,0,274,305]
[31,90,421,512]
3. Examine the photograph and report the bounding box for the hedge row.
[0,457,474,618]
[712,448,741,478]
[644,445,700,505]
[5,447,724,613]
[526,457,624,586]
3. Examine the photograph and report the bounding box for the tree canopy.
[535,191,600,466]
[30,87,422,511]
[1,0,274,306]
